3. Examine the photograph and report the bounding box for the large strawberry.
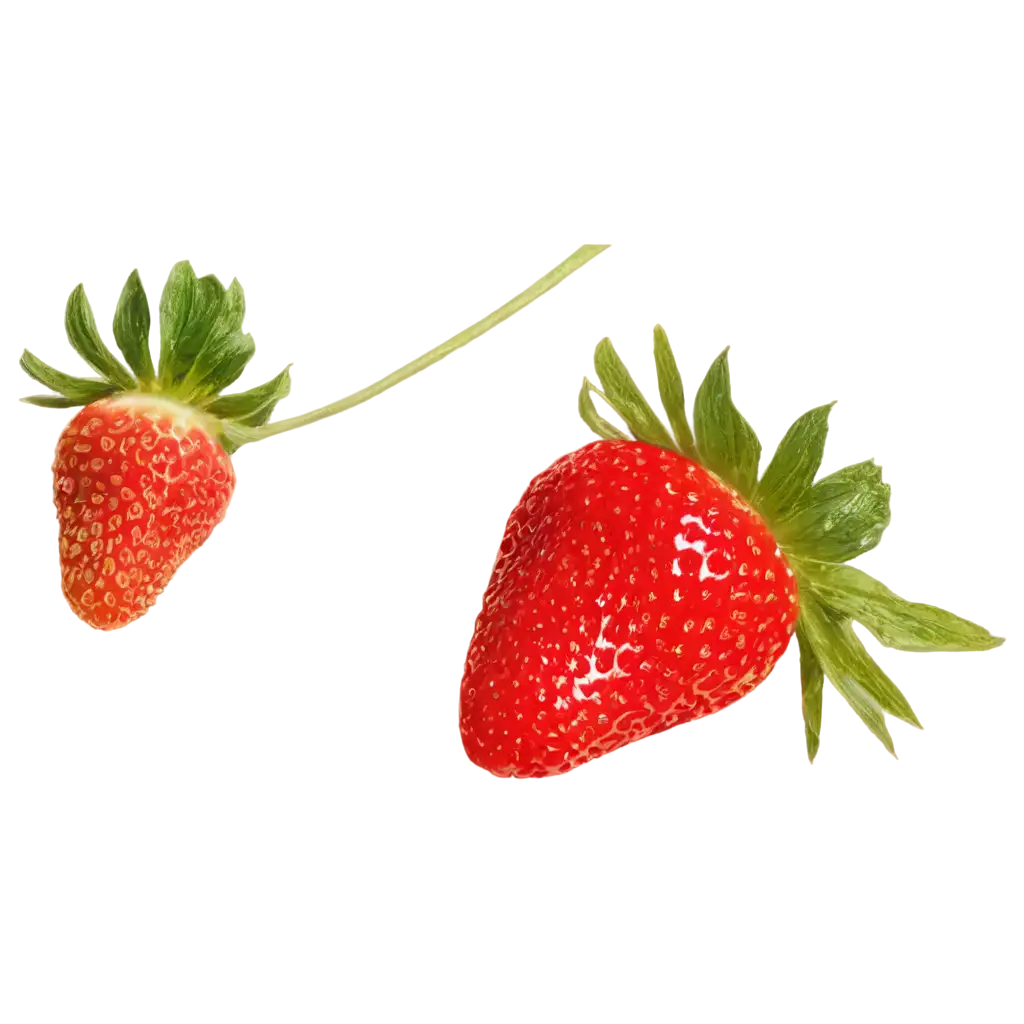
[18,262,290,630]
[460,329,1003,774]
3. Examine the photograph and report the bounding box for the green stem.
[224,244,609,448]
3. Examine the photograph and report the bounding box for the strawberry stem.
[220,239,610,448]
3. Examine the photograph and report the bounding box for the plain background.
[2,9,1024,1024]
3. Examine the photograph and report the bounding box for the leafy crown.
[19,263,291,452]
[579,328,1004,761]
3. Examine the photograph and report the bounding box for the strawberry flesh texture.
[460,440,798,777]
[52,396,235,630]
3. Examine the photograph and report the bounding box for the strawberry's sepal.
[20,393,95,409]
[578,377,629,441]
[112,270,155,383]
[774,461,891,564]
[18,262,294,454]
[797,559,1004,654]
[692,348,761,499]
[753,402,835,523]
[65,285,136,391]
[593,338,678,449]
[19,349,118,404]
[158,264,247,391]
[796,623,824,763]
[800,593,900,757]
[205,365,292,427]
[653,324,696,457]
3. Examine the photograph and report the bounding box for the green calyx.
[578,328,1005,762]
[17,262,292,454]
[18,241,614,454]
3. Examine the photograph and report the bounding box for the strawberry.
[21,246,608,629]
[460,329,1003,774]
[20,264,292,631]
[50,397,236,629]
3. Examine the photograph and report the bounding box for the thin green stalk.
[240,243,610,444]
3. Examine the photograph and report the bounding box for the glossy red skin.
[52,396,235,630]
[460,440,798,777]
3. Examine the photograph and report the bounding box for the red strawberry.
[461,329,1003,774]
[22,247,608,628]
[52,396,235,629]
[19,263,285,631]
[461,440,798,777]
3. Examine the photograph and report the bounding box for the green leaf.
[799,596,897,755]
[829,668,896,756]
[834,622,921,727]
[578,377,629,441]
[205,365,291,427]
[64,285,136,390]
[19,349,119,405]
[796,622,824,763]
[20,394,91,409]
[208,342,260,393]
[218,417,266,450]
[653,324,695,455]
[180,331,253,403]
[776,460,890,563]
[158,260,197,380]
[800,592,920,749]
[112,270,154,382]
[801,560,1004,653]
[755,403,835,524]
[218,435,241,456]
[593,338,677,450]
[692,347,761,497]
[175,273,225,372]
[158,263,229,386]
[158,266,249,394]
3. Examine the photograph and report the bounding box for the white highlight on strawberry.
[680,514,713,534]
[572,613,639,704]
[673,514,731,582]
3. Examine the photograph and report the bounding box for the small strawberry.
[460,329,1004,775]
[21,246,608,629]
[21,267,263,629]
[49,396,236,629]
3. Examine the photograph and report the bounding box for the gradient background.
[2,9,1024,1024]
